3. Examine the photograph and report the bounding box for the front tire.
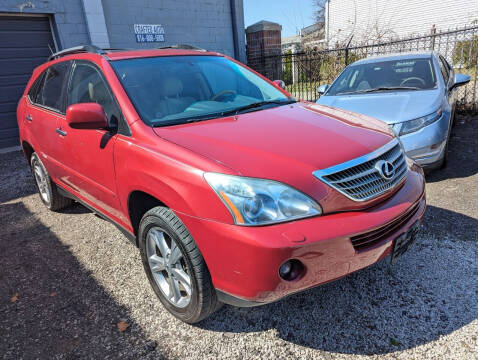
[31,153,72,211]
[138,206,221,323]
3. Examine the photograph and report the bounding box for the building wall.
[0,0,90,50]
[101,0,246,62]
[326,0,478,46]
[0,0,245,62]
[0,0,246,149]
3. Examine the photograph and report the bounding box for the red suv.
[17,45,426,323]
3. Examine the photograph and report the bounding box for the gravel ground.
[1,115,477,360]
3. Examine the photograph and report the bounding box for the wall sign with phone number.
[134,24,165,43]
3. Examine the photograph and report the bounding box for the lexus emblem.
[375,160,395,180]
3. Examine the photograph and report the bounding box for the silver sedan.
[316,51,470,170]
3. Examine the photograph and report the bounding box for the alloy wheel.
[146,227,192,308]
[33,161,50,204]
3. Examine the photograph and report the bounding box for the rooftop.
[47,45,221,62]
[246,20,282,33]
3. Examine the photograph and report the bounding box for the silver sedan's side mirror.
[451,73,471,89]
[317,84,329,95]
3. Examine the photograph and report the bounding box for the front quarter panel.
[114,122,236,233]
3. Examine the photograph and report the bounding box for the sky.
[243,0,317,37]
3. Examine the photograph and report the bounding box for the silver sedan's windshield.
[326,58,437,96]
[111,55,291,126]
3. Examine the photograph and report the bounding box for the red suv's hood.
[153,102,395,212]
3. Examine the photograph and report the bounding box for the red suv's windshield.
[111,56,290,126]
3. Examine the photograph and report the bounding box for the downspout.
[229,0,239,59]
[326,0,330,48]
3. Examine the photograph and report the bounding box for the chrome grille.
[313,139,408,201]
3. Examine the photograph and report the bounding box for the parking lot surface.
[1,115,477,359]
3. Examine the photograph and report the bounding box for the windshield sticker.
[395,61,416,66]
[395,67,413,73]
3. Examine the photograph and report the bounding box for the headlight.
[204,173,322,225]
[398,108,442,136]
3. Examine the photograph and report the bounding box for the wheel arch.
[21,141,35,163]
[127,190,169,244]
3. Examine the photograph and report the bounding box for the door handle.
[56,128,67,136]
[25,114,33,122]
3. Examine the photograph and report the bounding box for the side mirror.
[66,103,108,130]
[450,73,471,89]
[273,79,286,90]
[317,84,329,95]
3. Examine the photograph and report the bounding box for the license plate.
[391,221,421,263]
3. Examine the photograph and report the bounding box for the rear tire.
[30,153,72,211]
[138,206,221,323]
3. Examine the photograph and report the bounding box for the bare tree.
[314,0,326,24]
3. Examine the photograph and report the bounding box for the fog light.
[279,259,305,281]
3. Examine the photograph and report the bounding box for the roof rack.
[157,44,207,52]
[48,45,106,61]
[101,48,130,52]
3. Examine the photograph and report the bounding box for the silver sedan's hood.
[317,89,442,124]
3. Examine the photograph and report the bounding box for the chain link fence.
[247,25,478,112]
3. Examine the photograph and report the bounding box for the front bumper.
[175,166,426,306]
[406,140,446,167]
[397,112,450,166]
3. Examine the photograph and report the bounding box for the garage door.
[0,15,55,149]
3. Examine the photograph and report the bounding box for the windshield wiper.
[220,99,297,116]
[152,113,222,127]
[364,86,421,92]
[336,86,420,95]
[152,99,297,127]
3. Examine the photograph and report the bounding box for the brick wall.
[246,21,282,80]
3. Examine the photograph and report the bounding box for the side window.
[35,61,70,112]
[438,56,449,83]
[442,56,452,71]
[67,62,120,125]
[28,72,45,101]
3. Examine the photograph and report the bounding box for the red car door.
[55,60,124,222]
[26,61,71,180]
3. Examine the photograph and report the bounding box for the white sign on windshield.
[134,24,165,43]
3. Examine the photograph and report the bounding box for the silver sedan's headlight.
[398,108,442,136]
[204,173,322,225]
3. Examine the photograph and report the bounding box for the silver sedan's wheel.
[33,160,50,203]
[146,227,192,308]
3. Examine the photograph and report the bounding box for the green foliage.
[282,50,293,85]
[453,36,478,69]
